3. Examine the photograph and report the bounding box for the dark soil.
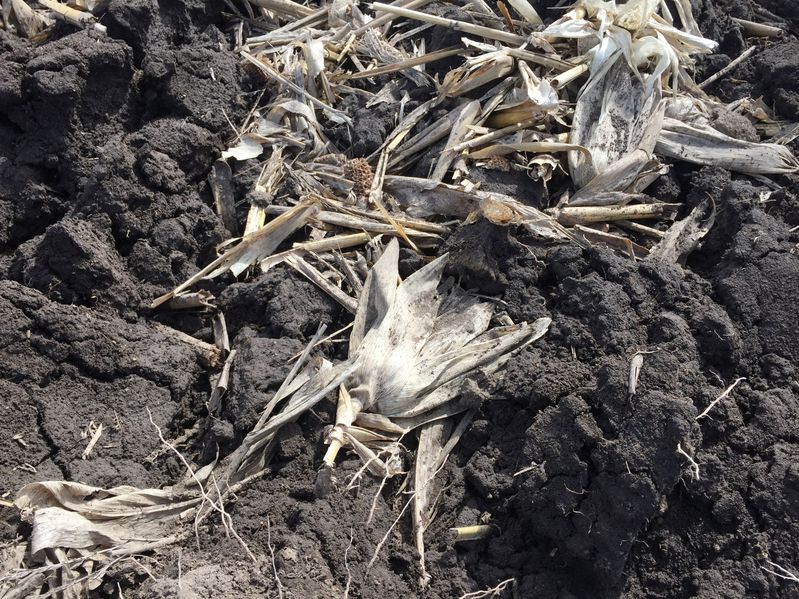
[1,1,798,598]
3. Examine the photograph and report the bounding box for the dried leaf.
[646,198,715,265]
[151,199,319,308]
[221,135,264,161]
[15,482,193,556]
[656,118,799,174]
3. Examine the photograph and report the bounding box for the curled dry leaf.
[221,134,264,161]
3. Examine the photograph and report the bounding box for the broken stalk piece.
[38,0,106,33]
[449,524,495,543]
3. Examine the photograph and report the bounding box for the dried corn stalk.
[151,199,319,308]
[2,481,200,599]
[441,49,514,98]
[8,0,52,38]
[383,176,572,241]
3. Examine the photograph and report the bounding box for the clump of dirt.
[2,1,799,598]
[0,280,212,504]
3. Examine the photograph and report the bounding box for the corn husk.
[14,482,194,557]
[656,118,799,175]
[442,50,514,98]
[646,198,715,265]
[569,56,665,188]
[321,239,551,474]
[568,149,660,205]
[412,408,476,586]
[9,0,52,38]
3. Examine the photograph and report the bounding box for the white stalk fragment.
[552,202,679,226]
[38,0,106,33]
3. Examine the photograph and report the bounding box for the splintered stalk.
[240,52,351,123]
[322,385,356,468]
[505,0,543,26]
[150,199,319,308]
[615,220,666,238]
[431,100,480,182]
[370,3,528,45]
[260,232,374,270]
[699,46,757,89]
[470,140,588,160]
[554,203,680,226]
[450,117,540,152]
[248,0,314,18]
[337,47,465,81]
[38,0,106,32]
[285,254,359,313]
[502,47,574,72]
[353,0,435,34]
[244,205,267,236]
[573,225,649,260]
[322,438,343,468]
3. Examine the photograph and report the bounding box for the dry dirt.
[1,0,798,597]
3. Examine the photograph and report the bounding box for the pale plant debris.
[208,349,238,415]
[79,421,103,461]
[448,524,496,543]
[732,17,784,38]
[197,0,798,274]
[761,561,799,584]
[150,199,320,308]
[38,0,105,33]
[676,442,700,481]
[109,238,548,585]
[6,0,52,39]
[627,352,645,397]
[4,0,797,264]
[459,577,517,599]
[695,377,746,421]
[2,0,103,39]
